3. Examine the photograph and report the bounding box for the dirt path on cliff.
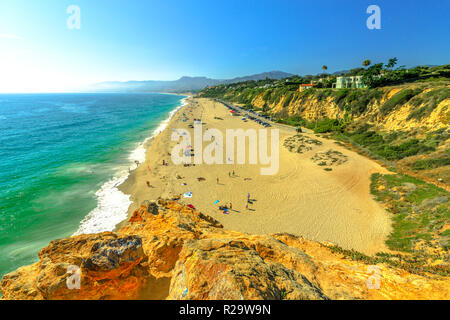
[119,98,392,255]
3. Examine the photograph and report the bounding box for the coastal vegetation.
[367,173,449,276]
[200,62,449,96]
[336,125,441,161]
[411,157,450,171]
[407,87,450,120]
[379,88,422,115]
[361,60,450,88]
[202,82,448,122]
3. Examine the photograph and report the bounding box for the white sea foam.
[74,96,188,235]
[73,168,132,235]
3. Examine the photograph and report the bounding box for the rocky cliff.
[249,85,449,133]
[206,84,449,185]
[2,200,448,300]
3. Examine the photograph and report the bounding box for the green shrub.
[276,115,307,127]
[380,88,422,115]
[262,89,272,103]
[407,87,450,120]
[282,91,294,107]
[315,89,333,101]
[346,126,436,160]
[332,89,349,105]
[374,139,435,160]
[313,119,345,133]
[332,89,383,115]
[368,173,450,275]
[411,157,450,170]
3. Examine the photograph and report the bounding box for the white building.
[334,75,367,89]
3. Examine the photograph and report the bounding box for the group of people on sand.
[219,202,233,214]
[228,170,236,177]
[217,193,254,213]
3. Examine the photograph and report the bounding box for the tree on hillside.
[349,67,365,76]
[321,65,328,83]
[385,57,398,70]
[363,59,371,67]
[361,63,384,88]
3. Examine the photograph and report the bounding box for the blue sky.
[0,0,449,92]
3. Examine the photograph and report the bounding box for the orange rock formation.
[1,200,449,300]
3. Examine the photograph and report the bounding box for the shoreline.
[114,96,193,231]
[116,97,392,255]
[74,93,190,235]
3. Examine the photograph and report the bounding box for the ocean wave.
[73,168,131,235]
[74,96,188,235]
[127,97,188,165]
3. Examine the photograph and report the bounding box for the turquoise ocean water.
[0,93,186,278]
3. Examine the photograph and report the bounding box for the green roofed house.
[334,75,367,89]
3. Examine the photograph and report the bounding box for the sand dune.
[119,97,392,255]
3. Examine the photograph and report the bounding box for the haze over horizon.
[0,0,449,93]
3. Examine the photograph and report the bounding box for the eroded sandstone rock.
[1,200,449,300]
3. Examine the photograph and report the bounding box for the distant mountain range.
[88,71,294,93]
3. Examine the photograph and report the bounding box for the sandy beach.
[119,97,392,255]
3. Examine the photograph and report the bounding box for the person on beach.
[217,177,219,184]
[146,181,151,188]
[229,203,232,210]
